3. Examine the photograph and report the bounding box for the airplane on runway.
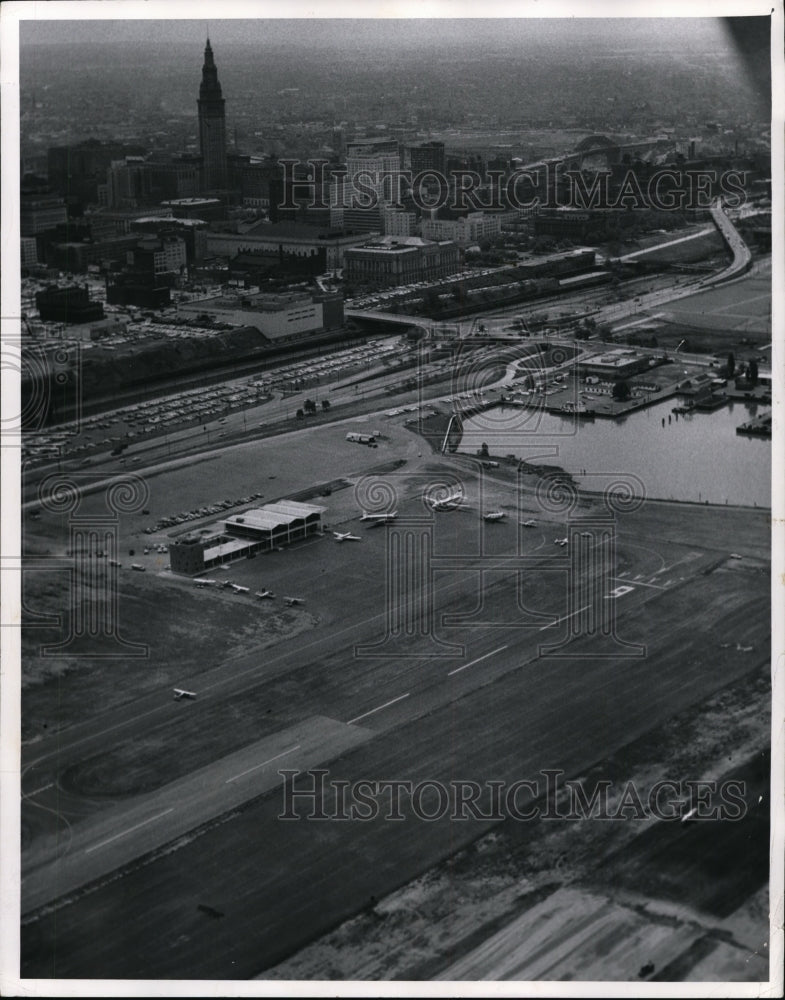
[283,596,305,606]
[333,531,362,542]
[520,519,537,527]
[483,510,505,522]
[429,491,469,511]
[360,512,398,524]
[173,688,197,700]
[255,589,275,600]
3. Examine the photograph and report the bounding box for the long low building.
[343,235,460,287]
[170,500,327,574]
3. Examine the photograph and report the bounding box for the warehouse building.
[169,500,326,574]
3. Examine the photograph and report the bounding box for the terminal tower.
[197,38,227,191]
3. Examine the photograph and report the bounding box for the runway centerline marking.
[226,744,301,783]
[539,604,592,632]
[447,645,508,677]
[348,693,409,725]
[85,808,174,854]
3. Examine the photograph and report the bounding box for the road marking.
[447,645,508,677]
[85,808,174,854]
[348,693,410,725]
[611,576,664,591]
[226,744,301,783]
[539,604,592,632]
[26,783,54,798]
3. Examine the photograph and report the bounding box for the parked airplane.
[360,512,398,523]
[554,537,568,547]
[231,584,250,593]
[333,531,362,542]
[483,510,505,522]
[255,589,275,600]
[736,643,754,653]
[194,578,216,588]
[520,519,537,527]
[283,596,305,606]
[173,688,196,700]
[429,491,468,511]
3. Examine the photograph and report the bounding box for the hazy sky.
[18,16,755,53]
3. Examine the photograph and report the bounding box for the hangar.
[169,500,326,575]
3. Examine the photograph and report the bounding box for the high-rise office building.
[409,141,446,177]
[197,39,228,191]
[342,139,401,233]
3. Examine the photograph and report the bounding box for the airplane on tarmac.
[360,512,398,524]
[231,584,250,593]
[283,596,305,606]
[429,491,469,511]
[333,531,362,542]
[255,589,275,600]
[520,519,537,527]
[483,510,505,522]
[173,688,197,700]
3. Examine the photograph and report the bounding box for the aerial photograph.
[3,1,782,993]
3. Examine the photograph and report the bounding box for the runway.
[21,499,769,976]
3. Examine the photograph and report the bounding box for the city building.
[35,285,105,324]
[20,184,67,236]
[382,206,419,237]
[160,197,224,222]
[421,211,502,247]
[197,38,228,191]
[578,348,655,380]
[409,141,446,177]
[21,237,38,267]
[176,288,338,342]
[206,223,371,269]
[342,139,402,233]
[343,235,460,287]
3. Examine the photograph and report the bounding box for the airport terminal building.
[169,500,326,574]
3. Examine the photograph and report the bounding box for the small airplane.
[194,578,216,588]
[736,643,754,653]
[173,688,196,701]
[360,511,398,523]
[520,519,537,527]
[483,510,505,522]
[231,584,249,593]
[283,596,305,606]
[554,537,568,547]
[333,531,362,542]
[429,491,468,511]
[255,589,275,600]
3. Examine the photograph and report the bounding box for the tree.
[612,380,631,402]
[321,399,331,410]
[748,359,759,386]
[727,352,735,377]
[303,398,317,415]
[479,442,489,458]
[295,408,304,420]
